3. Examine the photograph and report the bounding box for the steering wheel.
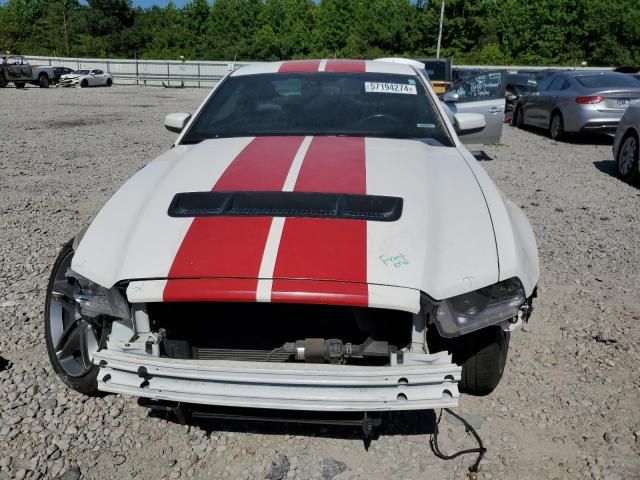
[355,113,402,127]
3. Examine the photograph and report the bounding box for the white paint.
[256,136,313,301]
[72,138,255,288]
[126,280,167,303]
[364,137,499,301]
[256,217,285,302]
[74,60,540,313]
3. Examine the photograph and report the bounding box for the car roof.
[557,70,618,78]
[231,59,417,77]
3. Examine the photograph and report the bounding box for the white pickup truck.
[0,56,56,88]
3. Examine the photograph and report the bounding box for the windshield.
[421,61,450,82]
[575,73,640,89]
[182,72,452,146]
[75,70,89,75]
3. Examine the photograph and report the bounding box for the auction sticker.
[365,82,417,94]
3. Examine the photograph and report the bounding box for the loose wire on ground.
[430,408,487,476]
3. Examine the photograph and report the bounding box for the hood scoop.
[168,191,403,222]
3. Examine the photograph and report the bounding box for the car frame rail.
[95,350,461,412]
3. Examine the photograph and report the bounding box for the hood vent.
[168,191,403,222]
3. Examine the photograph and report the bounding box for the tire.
[38,74,50,88]
[80,79,88,88]
[0,75,7,88]
[513,106,524,128]
[617,131,640,183]
[439,326,510,396]
[15,82,25,89]
[549,111,564,140]
[44,240,101,395]
[106,78,112,87]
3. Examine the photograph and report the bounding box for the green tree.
[253,0,315,60]
[206,0,263,60]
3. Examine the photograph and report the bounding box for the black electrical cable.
[430,408,487,476]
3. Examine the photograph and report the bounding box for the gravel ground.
[1,85,639,480]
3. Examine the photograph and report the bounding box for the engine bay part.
[280,337,396,364]
[148,302,413,366]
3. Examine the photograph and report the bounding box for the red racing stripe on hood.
[271,136,368,306]
[324,60,366,72]
[163,136,305,301]
[278,60,321,73]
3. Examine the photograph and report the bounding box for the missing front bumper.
[95,350,461,412]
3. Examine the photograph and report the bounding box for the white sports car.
[58,68,113,88]
[45,60,539,415]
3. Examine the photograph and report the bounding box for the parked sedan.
[612,104,640,182]
[513,71,640,140]
[58,68,113,88]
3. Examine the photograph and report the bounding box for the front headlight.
[68,271,130,319]
[434,278,525,337]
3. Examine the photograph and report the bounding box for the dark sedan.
[53,66,74,82]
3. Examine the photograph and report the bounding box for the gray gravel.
[1,85,640,479]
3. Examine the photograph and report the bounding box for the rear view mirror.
[442,91,460,103]
[165,113,191,133]
[453,113,486,135]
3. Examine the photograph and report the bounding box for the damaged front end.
[90,295,461,412]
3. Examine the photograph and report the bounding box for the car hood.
[72,136,499,306]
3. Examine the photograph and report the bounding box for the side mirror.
[442,91,460,103]
[165,113,191,133]
[453,113,486,135]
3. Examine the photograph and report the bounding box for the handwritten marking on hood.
[379,254,409,268]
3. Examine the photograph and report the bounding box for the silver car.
[513,71,640,140]
[612,104,640,182]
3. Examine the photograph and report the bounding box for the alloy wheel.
[47,251,99,377]
[618,136,637,176]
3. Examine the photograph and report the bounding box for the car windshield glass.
[182,72,452,145]
[575,74,640,88]
[421,61,448,81]
[75,70,89,75]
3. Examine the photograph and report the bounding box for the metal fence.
[24,55,610,88]
[24,55,261,87]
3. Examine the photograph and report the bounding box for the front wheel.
[44,240,101,395]
[617,132,639,183]
[80,79,88,88]
[39,75,49,88]
[106,78,112,87]
[549,112,564,140]
[428,325,509,396]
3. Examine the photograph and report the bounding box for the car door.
[88,70,97,86]
[523,75,556,127]
[444,71,506,144]
[536,76,566,126]
[93,69,107,85]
